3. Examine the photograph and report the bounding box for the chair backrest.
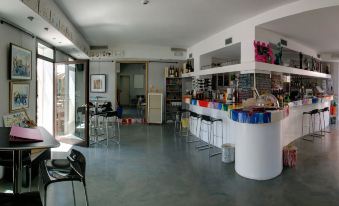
[68,149,86,179]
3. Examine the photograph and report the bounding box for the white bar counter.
[189,97,332,180]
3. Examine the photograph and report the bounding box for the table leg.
[13,150,23,194]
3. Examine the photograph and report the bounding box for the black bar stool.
[320,107,331,134]
[196,115,213,151]
[187,112,201,143]
[104,111,121,146]
[302,109,323,141]
[208,118,223,158]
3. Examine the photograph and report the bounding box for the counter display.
[188,95,333,180]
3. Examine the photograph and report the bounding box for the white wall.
[105,44,187,61]
[89,61,116,109]
[0,23,37,127]
[187,0,339,71]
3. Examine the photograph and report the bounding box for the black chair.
[0,151,32,191]
[39,149,89,206]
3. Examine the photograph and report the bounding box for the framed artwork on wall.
[90,74,106,93]
[3,109,36,128]
[10,43,32,80]
[10,82,30,112]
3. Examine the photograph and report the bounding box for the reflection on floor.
[56,134,83,145]
[2,124,339,205]
[122,106,143,119]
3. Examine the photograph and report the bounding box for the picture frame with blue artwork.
[10,43,32,80]
[10,82,30,112]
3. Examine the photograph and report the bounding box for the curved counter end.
[234,120,283,180]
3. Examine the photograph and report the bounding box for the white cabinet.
[148,93,163,124]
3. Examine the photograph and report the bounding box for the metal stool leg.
[198,122,211,151]
[209,121,222,158]
[303,114,314,142]
[323,110,331,134]
[187,116,199,143]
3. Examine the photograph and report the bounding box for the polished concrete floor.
[2,124,339,205]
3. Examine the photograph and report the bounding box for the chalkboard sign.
[238,74,254,102]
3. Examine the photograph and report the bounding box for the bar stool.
[179,109,190,136]
[196,115,213,151]
[320,107,331,134]
[174,111,181,133]
[104,111,121,146]
[187,112,201,143]
[208,118,223,158]
[302,109,323,142]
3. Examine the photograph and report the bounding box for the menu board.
[256,73,271,95]
[238,74,254,102]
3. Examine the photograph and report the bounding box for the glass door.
[54,60,89,147]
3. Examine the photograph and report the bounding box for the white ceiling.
[54,0,296,48]
[259,5,339,54]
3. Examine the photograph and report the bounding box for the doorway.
[37,58,54,135]
[54,61,89,146]
[117,62,147,120]
[120,75,130,106]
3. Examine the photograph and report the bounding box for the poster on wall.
[10,43,32,80]
[90,74,106,93]
[10,82,30,112]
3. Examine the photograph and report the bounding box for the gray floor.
[2,124,339,205]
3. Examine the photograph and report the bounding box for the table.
[0,127,60,194]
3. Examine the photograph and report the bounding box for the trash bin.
[222,144,235,163]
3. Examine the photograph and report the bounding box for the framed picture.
[10,43,32,80]
[90,74,106,93]
[10,82,30,112]
[3,109,36,128]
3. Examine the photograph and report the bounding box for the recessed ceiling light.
[44,27,49,31]
[27,16,34,21]
[141,0,150,5]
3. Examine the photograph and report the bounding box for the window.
[37,42,54,60]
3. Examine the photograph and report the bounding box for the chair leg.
[106,118,109,146]
[28,166,32,192]
[117,119,121,144]
[83,182,89,206]
[44,187,47,206]
[72,181,77,206]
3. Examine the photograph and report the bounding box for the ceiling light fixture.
[44,27,49,31]
[27,16,34,21]
[141,0,150,5]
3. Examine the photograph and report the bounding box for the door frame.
[54,60,90,147]
[116,61,148,119]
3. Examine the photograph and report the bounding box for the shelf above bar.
[181,62,331,79]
